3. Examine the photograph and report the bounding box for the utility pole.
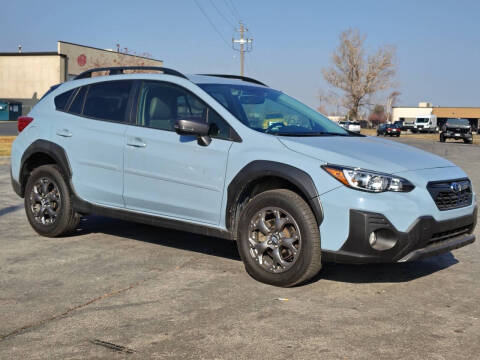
[232,22,253,76]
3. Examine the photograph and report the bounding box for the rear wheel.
[24,164,80,237]
[236,189,322,287]
[464,138,473,144]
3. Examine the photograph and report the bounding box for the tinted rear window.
[54,89,75,111]
[69,87,87,114]
[447,118,469,126]
[83,81,132,122]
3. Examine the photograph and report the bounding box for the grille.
[429,226,471,245]
[427,179,472,211]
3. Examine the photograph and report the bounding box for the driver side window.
[137,81,232,140]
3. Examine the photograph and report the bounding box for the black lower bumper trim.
[322,207,477,264]
[398,234,475,262]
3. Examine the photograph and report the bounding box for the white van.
[413,115,437,133]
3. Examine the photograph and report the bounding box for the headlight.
[322,165,415,193]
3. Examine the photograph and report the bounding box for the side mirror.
[174,117,211,146]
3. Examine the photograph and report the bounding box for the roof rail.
[198,74,268,87]
[74,66,188,80]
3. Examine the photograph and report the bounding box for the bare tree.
[385,91,401,122]
[368,104,387,128]
[322,29,397,120]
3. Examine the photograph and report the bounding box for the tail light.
[18,116,34,132]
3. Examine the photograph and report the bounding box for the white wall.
[392,107,433,122]
[0,55,65,100]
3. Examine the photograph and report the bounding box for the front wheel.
[236,189,322,287]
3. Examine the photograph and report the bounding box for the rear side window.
[69,87,87,115]
[83,81,132,122]
[54,89,75,111]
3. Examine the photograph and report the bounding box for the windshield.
[446,118,469,126]
[416,118,429,123]
[198,84,351,136]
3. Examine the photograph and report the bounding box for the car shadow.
[311,254,458,284]
[75,215,460,285]
[75,215,241,261]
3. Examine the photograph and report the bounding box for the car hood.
[278,135,455,174]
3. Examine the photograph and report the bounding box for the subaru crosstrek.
[10,66,477,287]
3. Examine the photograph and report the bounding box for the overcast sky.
[2,0,479,110]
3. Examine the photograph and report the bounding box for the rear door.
[123,80,234,225]
[53,80,134,208]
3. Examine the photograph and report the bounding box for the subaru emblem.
[450,182,460,192]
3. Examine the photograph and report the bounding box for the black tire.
[236,189,322,287]
[463,138,473,144]
[24,164,80,237]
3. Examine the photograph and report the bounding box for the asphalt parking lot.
[0,121,18,136]
[0,137,479,359]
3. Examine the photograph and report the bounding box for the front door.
[123,81,234,225]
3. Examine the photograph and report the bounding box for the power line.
[209,0,236,28]
[228,0,242,20]
[223,0,240,22]
[194,0,231,48]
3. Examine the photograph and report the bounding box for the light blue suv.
[10,66,477,286]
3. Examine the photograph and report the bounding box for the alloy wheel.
[248,207,301,273]
[29,177,61,225]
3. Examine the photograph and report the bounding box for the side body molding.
[226,160,324,231]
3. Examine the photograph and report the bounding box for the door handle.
[56,129,72,137]
[126,138,147,148]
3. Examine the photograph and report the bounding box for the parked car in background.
[440,118,473,144]
[394,120,404,129]
[412,115,438,133]
[9,66,477,287]
[402,119,416,131]
[339,121,361,133]
[377,123,401,137]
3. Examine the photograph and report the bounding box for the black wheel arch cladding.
[19,140,72,197]
[226,160,324,232]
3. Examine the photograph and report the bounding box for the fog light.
[368,229,397,251]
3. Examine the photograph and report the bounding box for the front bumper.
[443,131,472,140]
[322,207,477,264]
